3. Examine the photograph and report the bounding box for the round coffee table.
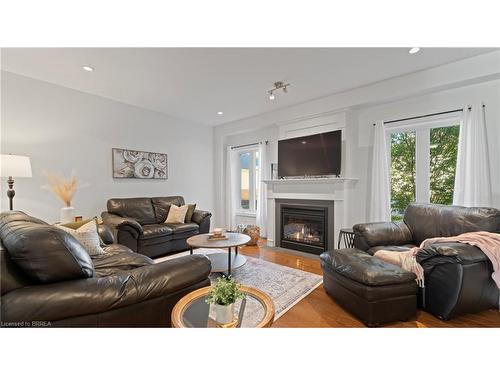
[187,232,250,277]
[171,285,275,328]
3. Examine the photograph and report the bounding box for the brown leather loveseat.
[102,196,211,258]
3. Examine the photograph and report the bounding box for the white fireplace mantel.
[263,177,358,249]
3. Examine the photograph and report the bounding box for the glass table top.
[182,293,267,328]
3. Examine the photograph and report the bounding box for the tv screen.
[278,130,341,178]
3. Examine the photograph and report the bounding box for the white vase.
[60,206,75,224]
[215,303,235,324]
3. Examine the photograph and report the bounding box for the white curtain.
[256,142,268,237]
[368,120,391,222]
[225,146,240,230]
[453,104,492,206]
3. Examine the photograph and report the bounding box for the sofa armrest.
[1,254,211,324]
[416,242,489,266]
[191,210,212,233]
[101,212,143,238]
[97,224,115,245]
[353,221,413,251]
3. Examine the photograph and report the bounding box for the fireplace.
[275,199,334,255]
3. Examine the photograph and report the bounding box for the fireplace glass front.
[280,205,327,254]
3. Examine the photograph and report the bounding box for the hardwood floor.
[238,240,500,328]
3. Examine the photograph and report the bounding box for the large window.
[238,149,260,213]
[388,117,460,221]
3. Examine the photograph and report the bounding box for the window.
[238,149,260,212]
[388,117,460,221]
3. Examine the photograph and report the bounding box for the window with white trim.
[238,148,260,213]
[387,115,461,221]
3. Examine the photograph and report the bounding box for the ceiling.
[1,48,495,126]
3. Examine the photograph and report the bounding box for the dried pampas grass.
[44,171,77,207]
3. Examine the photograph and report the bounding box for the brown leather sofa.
[352,203,500,320]
[102,196,211,258]
[0,211,211,327]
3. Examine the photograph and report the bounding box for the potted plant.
[206,277,245,325]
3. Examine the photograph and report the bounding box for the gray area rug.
[156,249,322,325]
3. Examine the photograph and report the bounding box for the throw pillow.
[185,203,197,222]
[165,204,189,224]
[57,218,106,256]
[60,217,108,246]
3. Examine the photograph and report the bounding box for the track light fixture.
[268,81,290,100]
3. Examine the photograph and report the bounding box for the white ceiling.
[1,48,495,126]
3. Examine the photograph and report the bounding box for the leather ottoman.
[320,248,418,326]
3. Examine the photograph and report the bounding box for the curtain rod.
[231,140,268,150]
[373,104,486,126]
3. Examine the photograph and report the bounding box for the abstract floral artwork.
[112,148,167,179]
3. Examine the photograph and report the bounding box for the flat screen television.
[278,130,341,178]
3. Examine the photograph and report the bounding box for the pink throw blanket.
[374,231,500,291]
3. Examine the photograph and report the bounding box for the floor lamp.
[0,154,32,210]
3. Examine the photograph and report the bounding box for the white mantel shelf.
[264,177,358,185]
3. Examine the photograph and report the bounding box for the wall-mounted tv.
[278,130,341,178]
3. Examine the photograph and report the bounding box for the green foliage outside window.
[430,126,460,205]
[390,131,416,221]
[390,125,459,221]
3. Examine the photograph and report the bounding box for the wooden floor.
[238,240,500,328]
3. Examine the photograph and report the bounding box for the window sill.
[235,211,257,218]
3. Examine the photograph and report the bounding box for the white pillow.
[57,219,106,256]
[165,204,189,224]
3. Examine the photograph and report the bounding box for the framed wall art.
[112,148,168,179]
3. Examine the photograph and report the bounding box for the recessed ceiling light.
[301,141,307,144]
[408,47,420,54]
[82,65,94,72]
[217,111,223,115]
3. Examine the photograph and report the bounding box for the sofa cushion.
[404,203,500,245]
[141,224,174,239]
[151,196,185,223]
[107,197,156,225]
[320,248,416,286]
[0,211,95,283]
[92,244,154,277]
[164,222,199,234]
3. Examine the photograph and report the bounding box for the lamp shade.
[0,154,32,178]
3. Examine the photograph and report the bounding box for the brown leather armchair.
[102,196,211,258]
[353,203,500,320]
[1,211,211,327]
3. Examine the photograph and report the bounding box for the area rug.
[156,249,323,325]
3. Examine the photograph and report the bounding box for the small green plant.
[206,277,245,306]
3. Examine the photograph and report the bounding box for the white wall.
[213,51,500,228]
[1,72,214,223]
